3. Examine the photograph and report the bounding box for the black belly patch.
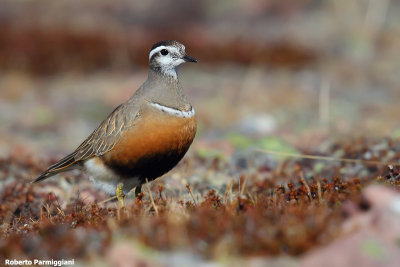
[103,148,188,182]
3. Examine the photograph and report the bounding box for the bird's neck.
[148,66,179,82]
[143,69,189,110]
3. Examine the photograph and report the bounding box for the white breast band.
[149,102,195,118]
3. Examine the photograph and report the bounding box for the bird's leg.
[135,184,142,197]
[116,183,125,208]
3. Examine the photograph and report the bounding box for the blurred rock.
[235,114,277,136]
[301,185,400,267]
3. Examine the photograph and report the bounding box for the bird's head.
[149,40,197,78]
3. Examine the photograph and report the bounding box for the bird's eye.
[160,49,169,56]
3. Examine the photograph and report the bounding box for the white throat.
[162,68,178,79]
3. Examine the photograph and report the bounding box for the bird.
[33,40,198,207]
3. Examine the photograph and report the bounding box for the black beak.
[183,55,197,63]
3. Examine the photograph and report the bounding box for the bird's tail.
[33,151,79,183]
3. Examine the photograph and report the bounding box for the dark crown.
[150,40,183,52]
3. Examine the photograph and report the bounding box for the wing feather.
[33,102,138,183]
[74,104,128,160]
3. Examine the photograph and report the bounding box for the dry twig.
[146,178,159,215]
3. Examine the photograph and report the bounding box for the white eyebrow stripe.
[149,46,167,60]
[148,46,180,60]
[149,102,195,118]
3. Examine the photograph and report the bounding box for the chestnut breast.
[102,103,197,179]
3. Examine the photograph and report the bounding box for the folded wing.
[33,103,137,183]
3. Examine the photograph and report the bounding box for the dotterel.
[34,40,198,206]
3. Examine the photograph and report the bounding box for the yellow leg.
[116,183,125,208]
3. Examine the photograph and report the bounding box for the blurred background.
[0,0,399,158]
[2,1,400,265]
